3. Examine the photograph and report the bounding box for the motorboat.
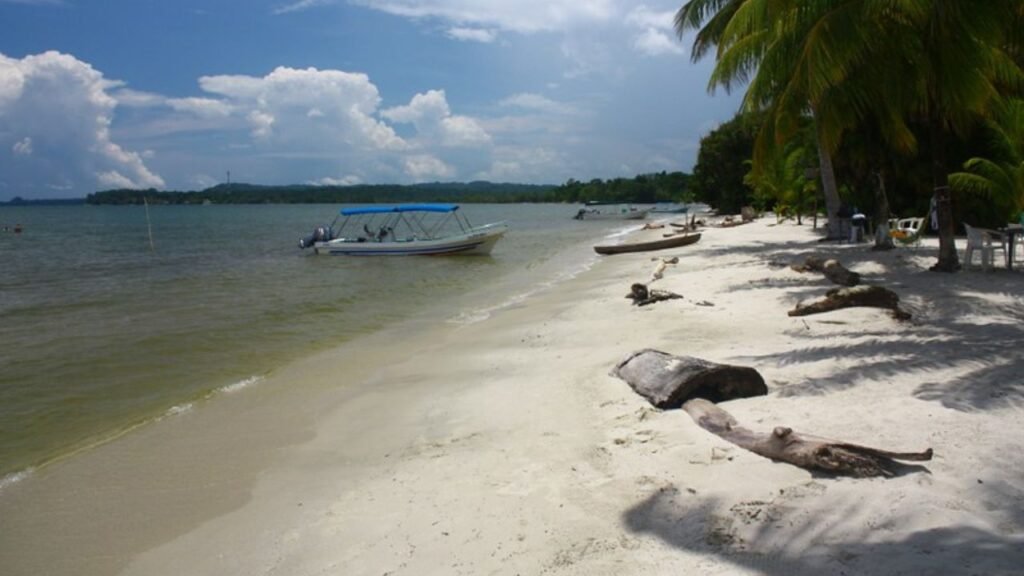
[573,202,650,221]
[650,204,690,214]
[299,204,507,256]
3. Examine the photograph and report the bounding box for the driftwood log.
[612,349,767,408]
[789,285,911,320]
[627,283,683,306]
[791,256,861,286]
[682,399,933,477]
[649,257,679,283]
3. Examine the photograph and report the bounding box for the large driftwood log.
[627,283,683,306]
[612,349,767,408]
[789,285,911,320]
[791,256,861,286]
[682,399,932,477]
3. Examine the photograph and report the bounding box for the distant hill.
[1,196,86,206]
[86,181,559,205]
[85,172,693,206]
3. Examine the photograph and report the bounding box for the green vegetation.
[85,172,693,206]
[677,0,1024,271]
[87,182,556,205]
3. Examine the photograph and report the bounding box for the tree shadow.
[623,488,1024,576]
[709,243,1024,412]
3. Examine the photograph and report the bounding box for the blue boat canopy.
[340,203,459,216]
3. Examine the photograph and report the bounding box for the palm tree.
[893,1,1024,271]
[950,98,1024,219]
[675,0,897,240]
[677,0,1024,271]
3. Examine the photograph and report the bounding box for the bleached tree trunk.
[873,171,894,250]
[815,126,842,240]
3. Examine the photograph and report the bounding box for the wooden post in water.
[144,196,155,252]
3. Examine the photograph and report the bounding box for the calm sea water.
[0,203,637,479]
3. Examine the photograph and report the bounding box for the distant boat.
[594,232,701,255]
[650,204,690,214]
[573,202,650,220]
[298,203,507,256]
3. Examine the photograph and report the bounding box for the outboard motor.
[298,225,333,249]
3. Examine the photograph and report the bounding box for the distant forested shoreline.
[82,172,692,206]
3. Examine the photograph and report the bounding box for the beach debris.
[788,285,911,321]
[649,257,679,283]
[626,283,683,306]
[790,256,861,286]
[611,349,767,408]
[681,399,933,478]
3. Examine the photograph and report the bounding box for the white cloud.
[633,28,684,57]
[0,51,164,195]
[12,137,32,155]
[445,27,497,43]
[199,66,407,151]
[403,154,453,180]
[166,97,233,118]
[499,93,575,115]
[351,0,616,34]
[625,6,676,31]
[309,175,362,186]
[272,0,334,15]
[96,170,138,189]
[114,89,233,118]
[382,89,490,147]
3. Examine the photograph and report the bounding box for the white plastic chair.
[889,217,924,247]
[963,223,1006,271]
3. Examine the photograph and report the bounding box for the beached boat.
[298,204,507,256]
[650,204,690,214]
[573,203,650,221]
[593,232,701,255]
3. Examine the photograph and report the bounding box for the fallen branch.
[649,256,679,283]
[626,283,683,306]
[788,285,911,321]
[682,399,932,477]
[790,256,860,286]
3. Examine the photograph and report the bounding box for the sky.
[0,0,742,200]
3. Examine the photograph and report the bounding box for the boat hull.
[314,223,507,256]
[575,208,650,220]
[594,232,701,255]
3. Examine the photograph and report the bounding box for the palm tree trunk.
[872,171,894,250]
[815,129,842,239]
[929,121,960,272]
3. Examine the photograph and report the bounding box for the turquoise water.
[0,203,634,477]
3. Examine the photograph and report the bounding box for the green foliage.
[86,182,558,205]
[678,0,1024,269]
[743,134,817,220]
[552,172,691,205]
[86,174,693,206]
[689,113,759,213]
[950,98,1024,226]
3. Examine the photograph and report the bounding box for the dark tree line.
[86,173,694,206]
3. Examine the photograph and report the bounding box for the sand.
[2,216,1023,575]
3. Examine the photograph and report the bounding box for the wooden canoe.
[594,233,701,255]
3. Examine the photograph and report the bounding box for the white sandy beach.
[3,217,1024,575]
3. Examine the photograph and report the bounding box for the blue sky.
[0,0,741,199]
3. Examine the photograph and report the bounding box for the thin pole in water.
[144,196,155,252]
